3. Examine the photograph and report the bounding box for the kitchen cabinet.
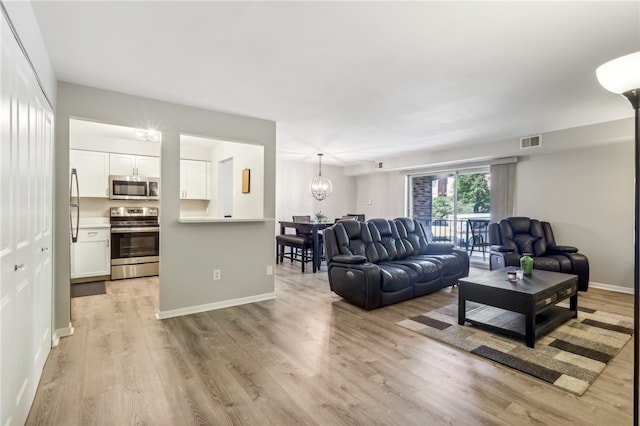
[110,153,159,177]
[180,159,209,200]
[70,226,111,279]
[69,149,110,197]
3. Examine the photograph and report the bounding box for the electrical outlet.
[213,269,221,281]
[266,265,273,275]
[366,199,372,205]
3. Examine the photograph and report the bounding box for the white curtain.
[490,163,516,223]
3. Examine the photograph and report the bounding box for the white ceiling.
[31,1,639,166]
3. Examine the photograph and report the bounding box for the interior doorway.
[218,157,234,218]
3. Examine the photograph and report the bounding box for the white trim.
[589,281,634,294]
[155,292,277,320]
[52,323,74,347]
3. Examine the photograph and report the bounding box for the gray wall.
[54,82,276,329]
[515,142,633,288]
[354,120,634,291]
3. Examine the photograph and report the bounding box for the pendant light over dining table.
[310,153,333,201]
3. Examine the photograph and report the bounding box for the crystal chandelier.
[309,153,333,201]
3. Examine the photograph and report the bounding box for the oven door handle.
[111,227,160,233]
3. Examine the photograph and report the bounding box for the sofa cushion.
[378,264,414,292]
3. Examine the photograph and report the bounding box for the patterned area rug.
[397,303,632,396]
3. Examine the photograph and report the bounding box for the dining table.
[278,221,332,272]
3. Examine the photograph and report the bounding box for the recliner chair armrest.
[424,243,455,254]
[331,254,368,264]
[491,245,514,253]
[547,245,579,254]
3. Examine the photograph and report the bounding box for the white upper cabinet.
[69,149,110,198]
[180,159,209,200]
[110,153,159,177]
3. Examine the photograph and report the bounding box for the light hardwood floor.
[27,265,633,425]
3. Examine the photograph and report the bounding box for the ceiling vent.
[520,135,542,149]
[374,161,384,169]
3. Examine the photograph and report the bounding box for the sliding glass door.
[408,168,491,264]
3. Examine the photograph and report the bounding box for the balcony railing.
[421,218,491,263]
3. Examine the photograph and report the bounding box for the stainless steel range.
[110,207,159,280]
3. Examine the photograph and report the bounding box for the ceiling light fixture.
[135,129,161,142]
[309,153,332,201]
[596,50,640,425]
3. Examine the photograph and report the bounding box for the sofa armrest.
[327,262,382,310]
[331,254,368,264]
[490,245,514,253]
[425,243,455,254]
[547,245,579,254]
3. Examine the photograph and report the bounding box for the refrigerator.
[70,168,79,243]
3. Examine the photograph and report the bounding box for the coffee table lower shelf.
[464,304,575,343]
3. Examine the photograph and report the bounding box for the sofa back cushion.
[394,217,429,256]
[367,218,412,261]
[332,219,388,262]
[498,217,547,256]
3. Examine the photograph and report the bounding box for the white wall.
[275,158,357,229]
[355,171,406,220]
[211,142,264,219]
[2,1,56,105]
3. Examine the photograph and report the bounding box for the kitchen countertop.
[78,217,111,228]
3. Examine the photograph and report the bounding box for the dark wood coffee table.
[458,269,578,348]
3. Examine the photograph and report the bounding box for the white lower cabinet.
[70,227,111,279]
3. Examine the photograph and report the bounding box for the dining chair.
[467,219,491,260]
[275,216,315,272]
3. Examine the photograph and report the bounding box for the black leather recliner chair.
[488,217,589,291]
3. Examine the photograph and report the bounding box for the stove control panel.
[110,207,158,217]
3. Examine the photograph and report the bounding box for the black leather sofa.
[323,217,470,310]
[488,217,589,291]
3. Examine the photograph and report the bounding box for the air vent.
[374,161,384,169]
[520,135,541,149]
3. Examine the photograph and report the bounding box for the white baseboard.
[155,292,277,320]
[589,281,634,294]
[52,323,74,347]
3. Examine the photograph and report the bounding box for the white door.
[1,14,54,426]
[218,158,234,217]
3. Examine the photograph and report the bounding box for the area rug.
[397,303,633,396]
[71,281,106,298]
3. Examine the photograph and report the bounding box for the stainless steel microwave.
[109,175,159,200]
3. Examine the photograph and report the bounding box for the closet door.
[0,13,54,426]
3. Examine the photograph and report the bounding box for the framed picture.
[242,168,250,193]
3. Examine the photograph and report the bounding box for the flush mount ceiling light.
[596,50,640,425]
[134,129,161,142]
[309,153,333,201]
